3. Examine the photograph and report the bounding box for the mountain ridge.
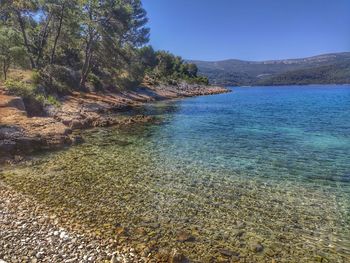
[188,52,350,86]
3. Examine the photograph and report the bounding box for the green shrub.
[4,79,61,108]
[46,95,61,107]
[39,65,80,94]
[31,70,41,86]
[88,73,103,91]
[4,79,36,98]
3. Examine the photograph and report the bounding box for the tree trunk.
[50,3,65,64]
[2,61,10,80]
[80,50,92,90]
[3,63,7,80]
[15,10,36,69]
[36,13,53,67]
[80,34,94,90]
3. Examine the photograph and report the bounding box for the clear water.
[2,85,350,262]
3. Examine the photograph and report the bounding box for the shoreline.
[1,85,349,263]
[214,83,350,88]
[0,83,229,164]
[0,83,228,263]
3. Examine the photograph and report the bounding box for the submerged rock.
[250,242,264,253]
[219,249,239,257]
[169,250,189,263]
[176,231,195,242]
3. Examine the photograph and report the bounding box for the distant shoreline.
[192,51,350,88]
[224,83,350,88]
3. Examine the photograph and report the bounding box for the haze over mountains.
[189,52,350,86]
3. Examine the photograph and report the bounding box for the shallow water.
[3,85,350,262]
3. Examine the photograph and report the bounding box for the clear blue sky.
[142,0,350,61]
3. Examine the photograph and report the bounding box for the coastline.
[0,83,229,164]
[212,83,350,88]
[0,83,228,262]
[1,85,349,263]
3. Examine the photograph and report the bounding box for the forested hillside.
[256,61,350,85]
[0,0,207,105]
[191,53,350,86]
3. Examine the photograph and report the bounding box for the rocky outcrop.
[51,84,228,129]
[0,84,229,163]
[0,94,75,163]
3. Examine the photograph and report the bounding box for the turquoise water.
[146,85,350,184]
[3,85,350,262]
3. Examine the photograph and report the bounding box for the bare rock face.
[1,96,26,111]
[0,94,75,163]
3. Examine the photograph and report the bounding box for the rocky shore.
[0,182,145,263]
[0,83,228,263]
[0,83,228,164]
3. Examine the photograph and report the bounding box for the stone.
[235,221,246,229]
[233,230,245,238]
[219,249,239,257]
[169,251,189,263]
[4,96,26,111]
[59,231,68,240]
[35,252,44,259]
[115,226,128,236]
[250,242,264,253]
[231,255,240,262]
[176,231,195,242]
[72,135,84,144]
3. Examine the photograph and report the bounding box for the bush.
[88,73,103,91]
[4,79,36,98]
[39,65,80,94]
[4,79,61,108]
[46,95,61,107]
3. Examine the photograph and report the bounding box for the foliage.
[4,79,60,106]
[0,0,207,97]
[39,64,80,93]
[0,27,26,80]
[256,61,350,86]
[46,95,61,107]
[141,49,209,85]
[4,79,37,98]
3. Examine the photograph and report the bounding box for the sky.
[142,0,350,61]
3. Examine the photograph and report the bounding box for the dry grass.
[6,69,34,83]
[0,69,35,95]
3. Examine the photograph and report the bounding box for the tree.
[78,0,150,89]
[0,27,26,80]
[1,0,39,69]
[0,0,207,92]
[186,63,198,78]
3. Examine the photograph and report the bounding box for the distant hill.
[189,52,350,86]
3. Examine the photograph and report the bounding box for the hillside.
[190,52,350,86]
